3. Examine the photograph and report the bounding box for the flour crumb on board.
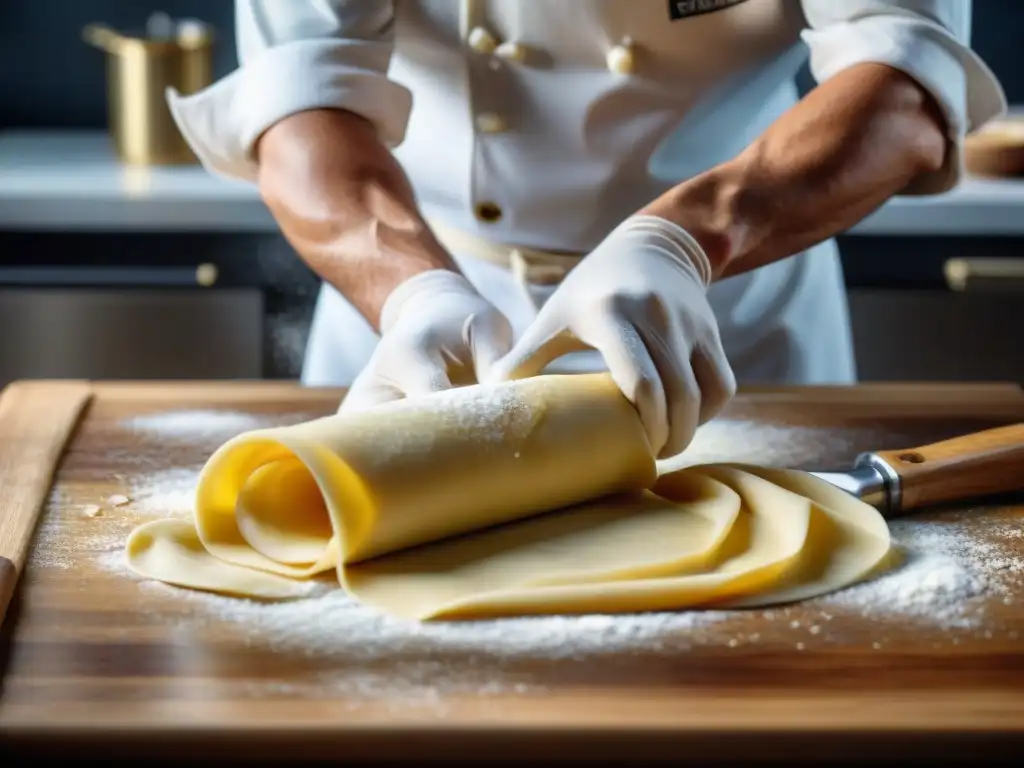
[30,489,130,571]
[30,466,206,574]
[32,407,311,573]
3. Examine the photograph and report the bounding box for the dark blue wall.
[1,1,1021,128]
[0,1,237,128]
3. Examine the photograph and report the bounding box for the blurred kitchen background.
[1,1,1022,387]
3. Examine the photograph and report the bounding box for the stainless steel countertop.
[2,129,1024,236]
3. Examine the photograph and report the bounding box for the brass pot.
[964,116,1024,178]
[84,14,215,166]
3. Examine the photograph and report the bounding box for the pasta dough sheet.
[125,374,893,620]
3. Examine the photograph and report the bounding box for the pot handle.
[82,23,123,53]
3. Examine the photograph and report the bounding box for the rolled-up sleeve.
[167,0,413,182]
[800,0,1007,193]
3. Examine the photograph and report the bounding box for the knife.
[809,422,1024,517]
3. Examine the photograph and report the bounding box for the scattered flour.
[126,466,201,516]
[821,520,991,628]
[86,508,1024,703]
[93,509,1023,660]
[97,547,737,701]
[29,492,131,571]
[104,548,731,662]
[673,419,867,468]
[121,409,268,439]
[672,419,964,472]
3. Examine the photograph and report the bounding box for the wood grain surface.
[1,380,1024,763]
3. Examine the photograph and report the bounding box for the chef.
[167,0,1004,459]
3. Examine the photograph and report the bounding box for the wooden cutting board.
[1,379,1023,762]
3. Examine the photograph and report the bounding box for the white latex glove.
[340,269,513,412]
[486,214,736,458]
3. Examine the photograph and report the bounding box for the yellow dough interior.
[125,373,893,620]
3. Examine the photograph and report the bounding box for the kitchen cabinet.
[0,288,263,385]
[0,228,313,386]
[838,234,1024,384]
[846,289,1023,382]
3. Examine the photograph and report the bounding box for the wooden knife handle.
[872,422,1024,512]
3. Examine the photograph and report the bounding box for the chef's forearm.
[643,63,949,279]
[255,108,458,329]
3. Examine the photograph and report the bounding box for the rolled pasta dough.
[125,374,892,620]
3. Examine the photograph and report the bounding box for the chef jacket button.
[494,41,527,62]
[475,112,507,134]
[468,26,498,54]
[474,201,503,223]
[606,41,635,75]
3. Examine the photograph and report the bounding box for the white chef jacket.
[167,0,1005,386]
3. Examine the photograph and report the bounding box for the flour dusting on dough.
[346,382,536,472]
[400,380,534,443]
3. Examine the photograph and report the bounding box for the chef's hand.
[485,215,736,458]
[340,269,514,412]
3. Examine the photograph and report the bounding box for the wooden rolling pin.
[0,381,92,628]
[810,423,1024,517]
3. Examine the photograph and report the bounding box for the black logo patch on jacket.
[668,0,751,21]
